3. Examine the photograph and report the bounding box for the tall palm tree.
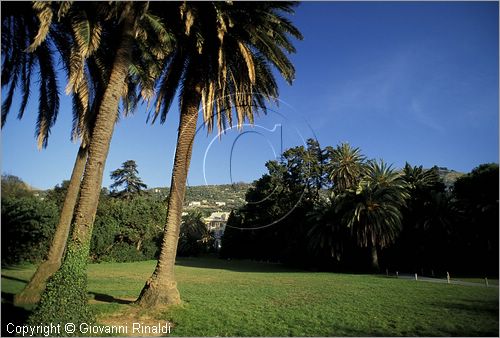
[305,143,366,263]
[5,2,158,305]
[336,160,409,271]
[399,163,452,271]
[402,163,442,193]
[326,142,366,194]
[306,199,345,261]
[25,2,174,326]
[136,1,302,308]
[2,2,95,306]
[2,2,95,305]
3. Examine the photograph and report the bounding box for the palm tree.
[25,2,174,325]
[336,160,409,271]
[1,2,61,148]
[136,1,302,308]
[399,163,453,271]
[402,163,442,193]
[326,142,366,194]
[306,199,345,261]
[6,2,159,305]
[307,143,365,263]
[2,2,95,305]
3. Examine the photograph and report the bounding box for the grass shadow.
[1,264,34,271]
[431,298,499,316]
[175,256,302,273]
[90,292,134,305]
[1,274,29,284]
[425,298,499,336]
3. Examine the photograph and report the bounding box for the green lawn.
[2,257,498,336]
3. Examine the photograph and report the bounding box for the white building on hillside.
[204,211,230,249]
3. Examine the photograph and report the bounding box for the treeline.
[2,146,498,277]
[0,176,158,265]
[221,139,499,276]
[1,161,214,265]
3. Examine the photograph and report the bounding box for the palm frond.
[152,51,185,124]
[35,42,59,149]
[27,1,53,52]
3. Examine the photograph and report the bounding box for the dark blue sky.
[2,1,499,190]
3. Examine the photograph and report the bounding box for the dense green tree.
[44,180,74,210]
[280,139,327,202]
[137,1,302,308]
[1,196,58,266]
[221,141,326,267]
[387,164,451,273]
[90,196,165,262]
[221,145,498,276]
[177,211,213,256]
[110,160,148,199]
[452,163,499,275]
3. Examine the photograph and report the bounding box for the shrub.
[1,196,58,265]
[100,242,145,262]
[89,196,165,262]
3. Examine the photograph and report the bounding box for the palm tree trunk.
[136,76,203,309]
[28,13,134,326]
[370,245,379,271]
[14,145,87,305]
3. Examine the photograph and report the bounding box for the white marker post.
[415,273,418,281]
[446,271,450,284]
[485,277,489,287]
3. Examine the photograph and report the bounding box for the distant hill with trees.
[435,167,465,189]
[148,183,252,214]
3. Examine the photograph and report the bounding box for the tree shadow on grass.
[430,298,499,317]
[175,256,302,273]
[1,291,32,337]
[89,292,134,305]
[1,274,29,283]
[426,299,499,336]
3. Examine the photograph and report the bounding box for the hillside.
[130,166,466,214]
[148,182,252,214]
[435,167,465,189]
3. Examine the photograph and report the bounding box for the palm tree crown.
[150,1,303,130]
[327,143,366,194]
[341,160,409,248]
